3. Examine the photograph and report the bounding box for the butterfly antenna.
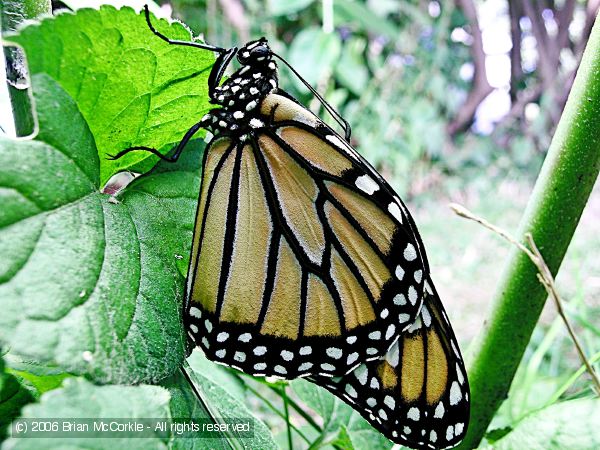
[143,4,227,54]
[271,52,352,141]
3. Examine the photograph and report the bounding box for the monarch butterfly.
[110,6,469,448]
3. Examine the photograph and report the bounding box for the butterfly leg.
[107,118,207,163]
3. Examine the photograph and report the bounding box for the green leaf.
[335,38,369,96]
[187,350,246,402]
[267,0,314,16]
[2,378,170,449]
[0,73,200,384]
[493,399,600,449]
[186,365,278,450]
[0,354,35,442]
[333,0,400,41]
[9,5,214,187]
[161,368,229,450]
[292,380,393,449]
[287,27,341,91]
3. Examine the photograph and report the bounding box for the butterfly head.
[237,38,273,66]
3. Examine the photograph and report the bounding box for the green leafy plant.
[1,3,599,450]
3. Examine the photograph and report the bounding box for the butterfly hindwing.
[185,92,429,379]
[309,277,470,450]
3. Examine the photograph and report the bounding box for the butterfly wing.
[310,277,470,450]
[185,92,429,379]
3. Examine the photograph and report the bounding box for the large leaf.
[291,379,392,449]
[287,27,341,92]
[8,5,214,186]
[2,378,170,449]
[186,366,278,450]
[161,368,229,450]
[0,354,35,442]
[0,73,202,384]
[492,398,600,450]
[267,0,315,16]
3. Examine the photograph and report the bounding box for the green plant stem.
[455,15,600,450]
[280,384,293,450]
[243,383,311,445]
[1,0,50,136]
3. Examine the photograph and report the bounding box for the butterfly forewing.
[309,277,470,450]
[185,93,428,379]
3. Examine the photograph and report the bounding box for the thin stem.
[243,383,311,445]
[265,384,322,432]
[449,203,537,261]
[525,234,600,393]
[452,202,600,393]
[280,384,294,450]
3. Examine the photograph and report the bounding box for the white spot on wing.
[298,362,313,371]
[354,365,368,385]
[385,341,400,367]
[369,331,381,340]
[421,305,432,327]
[457,364,465,384]
[404,243,417,261]
[395,265,405,280]
[450,381,462,405]
[414,269,423,284]
[216,332,229,342]
[189,307,202,319]
[253,346,267,356]
[384,395,395,409]
[408,285,418,305]
[299,346,312,355]
[398,313,411,323]
[430,430,437,443]
[434,402,445,418]
[407,407,420,421]
[281,350,294,361]
[347,352,359,365]
[388,202,403,223]
[355,175,379,195]
[385,324,396,340]
[326,348,343,359]
[345,384,357,398]
[394,293,407,305]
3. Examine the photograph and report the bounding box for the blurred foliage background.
[1,0,598,446]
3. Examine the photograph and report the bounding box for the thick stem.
[456,15,600,450]
[1,0,51,136]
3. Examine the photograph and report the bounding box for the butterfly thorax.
[201,38,278,140]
